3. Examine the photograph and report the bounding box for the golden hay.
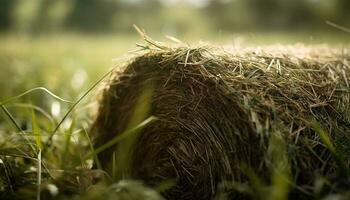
[92,43,350,199]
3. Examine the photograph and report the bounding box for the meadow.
[0,31,349,199]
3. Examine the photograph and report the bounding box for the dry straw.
[92,39,350,199]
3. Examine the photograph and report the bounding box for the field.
[1,31,349,97]
[0,32,349,199]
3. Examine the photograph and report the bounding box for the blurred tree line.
[0,0,349,34]
[206,0,350,31]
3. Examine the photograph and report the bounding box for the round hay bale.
[91,44,350,199]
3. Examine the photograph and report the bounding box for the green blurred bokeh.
[0,0,349,110]
[1,0,350,35]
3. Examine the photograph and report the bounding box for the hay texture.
[92,43,350,199]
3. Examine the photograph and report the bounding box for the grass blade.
[31,108,43,150]
[311,121,336,153]
[0,87,73,105]
[311,120,349,182]
[84,116,157,160]
[9,103,55,125]
[37,150,42,200]
[44,67,115,153]
[82,126,102,170]
[60,117,75,169]
[326,21,350,34]
[1,105,36,153]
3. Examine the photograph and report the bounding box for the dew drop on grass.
[51,101,61,117]
[29,166,37,172]
[47,184,59,196]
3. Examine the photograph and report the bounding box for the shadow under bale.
[91,44,350,200]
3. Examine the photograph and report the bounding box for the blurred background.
[1,0,350,36]
[0,0,349,122]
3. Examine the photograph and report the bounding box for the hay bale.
[91,43,350,199]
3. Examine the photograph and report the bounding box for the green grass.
[0,32,349,199]
[0,33,164,199]
[0,34,139,99]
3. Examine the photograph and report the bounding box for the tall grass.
[0,76,161,199]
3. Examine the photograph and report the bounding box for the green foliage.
[66,0,118,32]
[0,0,16,30]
